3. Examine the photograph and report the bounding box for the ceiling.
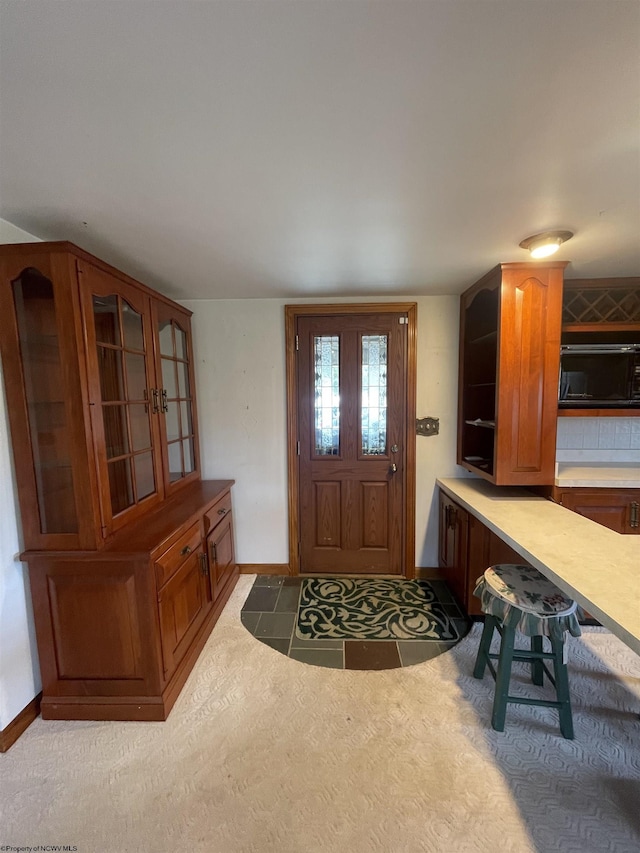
[1,1,639,301]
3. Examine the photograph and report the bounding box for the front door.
[294,310,411,575]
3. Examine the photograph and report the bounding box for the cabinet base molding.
[40,566,239,722]
[0,692,42,752]
[239,564,291,576]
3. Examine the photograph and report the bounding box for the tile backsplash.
[556,418,640,463]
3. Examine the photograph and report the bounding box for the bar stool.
[472,564,582,739]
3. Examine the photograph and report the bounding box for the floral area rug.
[296,577,460,641]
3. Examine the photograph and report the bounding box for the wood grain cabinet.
[438,490,530,616]
[550,487,640,535]
[457,262,567,486]
[0,242,239,721]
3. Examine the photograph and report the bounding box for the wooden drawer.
[155,520,202,589]
[204,490,232,534]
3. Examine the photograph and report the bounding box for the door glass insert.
[175,327,187,359]
[313,335,340,456]
[103,404,129,458]
[168,441,182,482]
[130,404,152,451]
[122,301,144,351]
[12,268,79,534]
[97,348,124,401]
[165,401,180,441]
[133,452,155,500]
[361,334,388,455]
[162,358,178,398]
[125,352,147,400]
[108,458,133,514]
[159,317,196,482]
[92,293,157,514]
[93,295,120,345]
[158,319,174,357]
[183,438,195,473]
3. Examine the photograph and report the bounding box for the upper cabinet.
[0,242,199,549]
[562,277,640,332]
[457,261,566,486]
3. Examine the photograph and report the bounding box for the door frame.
[285,303,417,578]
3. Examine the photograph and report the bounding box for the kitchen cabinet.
[562,277,640,332]
[550,487,640,535]
[438,489,530,616]
[457,261,566,485]
[0,242,238,721]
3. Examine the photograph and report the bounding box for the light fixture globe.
[519,230,573,259]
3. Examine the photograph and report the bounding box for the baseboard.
[0,692,42,752]
[238,564,290,576]
[415,566,445,580]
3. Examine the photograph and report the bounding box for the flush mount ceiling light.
[519,230,574,259]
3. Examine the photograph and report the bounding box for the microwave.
[559,343,640,408]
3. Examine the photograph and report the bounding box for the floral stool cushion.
[474,564,582,641]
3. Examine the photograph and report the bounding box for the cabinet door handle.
[181,544,192,556]
[630,502,639,529]
[198,553,209,576]
[210,542,217,563]
[151,388,160,414]
[161,389,168,413]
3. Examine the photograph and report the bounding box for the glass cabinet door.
[81,262,163,530]
[155,302,199,489]
[12,267,79,535]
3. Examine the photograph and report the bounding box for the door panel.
[297,313,407,574]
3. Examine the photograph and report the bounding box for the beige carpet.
[2,575,639,853]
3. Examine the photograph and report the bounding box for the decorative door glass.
[313,335,340,456]
[93,294,156,514]
[12,268,78,533]
[361,334,387,455]
[158,319,196,481]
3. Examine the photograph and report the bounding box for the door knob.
[390,463,397,473]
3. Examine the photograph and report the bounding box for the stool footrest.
[505,696,564,710]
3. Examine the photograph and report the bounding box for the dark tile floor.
[240,575,471,670]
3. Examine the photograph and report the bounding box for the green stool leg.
[491,624,516,732]
[473,616,496,679]
[531,635,544,686]
[550,635,574,740]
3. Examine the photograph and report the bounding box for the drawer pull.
[631,502,639,529]
[217,508,227,515]
[180,545,192,556]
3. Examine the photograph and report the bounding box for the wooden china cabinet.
[0,242,238,721]
[457,261,567,485]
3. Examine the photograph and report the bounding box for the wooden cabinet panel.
[155,520,202,589]
[438,490,469,608]
[552,488,640,535]
[458,261,566,486]
[438,489,532,616]
[158,545,211,677]
[48,571,143,680]
[207,511,236,600]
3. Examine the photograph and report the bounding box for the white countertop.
[555,462,640,488]
[437,477,640,657]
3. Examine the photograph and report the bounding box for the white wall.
[183,295,467,569]
[0,219,42,729]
